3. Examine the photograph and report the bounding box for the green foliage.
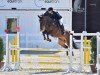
[90,36,97,64]
[0,37,4,62]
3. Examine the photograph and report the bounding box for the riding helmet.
[48,7,53,11]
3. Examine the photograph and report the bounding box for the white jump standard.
[2,31,100,74]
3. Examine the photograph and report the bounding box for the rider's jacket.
[44,11,62,21]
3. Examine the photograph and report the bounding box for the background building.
[73,0,100,33]
[0,0,100,48]
[0,0,72,48]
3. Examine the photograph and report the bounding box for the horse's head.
[38,15,51,32]
[38,15,45,31]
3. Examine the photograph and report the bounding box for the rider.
[44,7,62,27]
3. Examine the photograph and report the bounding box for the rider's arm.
[54,12,62,20]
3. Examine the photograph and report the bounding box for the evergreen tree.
[0,37,4,62]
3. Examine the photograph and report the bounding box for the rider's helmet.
[48,7,53,11]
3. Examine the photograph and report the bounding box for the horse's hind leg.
[47,34,51,42]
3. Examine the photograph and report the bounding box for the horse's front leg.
[42,32,46,40]
[47,34,51,42]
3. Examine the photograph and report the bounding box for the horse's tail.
[72,37,79,49]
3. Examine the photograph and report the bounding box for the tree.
[90,36,97,64]
[0,37,4,62]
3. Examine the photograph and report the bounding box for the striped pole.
[84,37,91,64]
[11,34,19,63]
[84,36,87,64]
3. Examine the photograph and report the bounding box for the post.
[66,31,77,72]
[5,34,9,66]
[87,40,90,64]
[14,32,21,70]
[79,32,84,72]
[84,0,87,31]
[97,32,100,75]
[69,33,73,70]
[84,37,87,64]
[2,34,12,71]
[65,32,73,73]
[83,37,91,64]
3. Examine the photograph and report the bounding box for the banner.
[0,0,72,9]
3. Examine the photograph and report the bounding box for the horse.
[38,15,77,55]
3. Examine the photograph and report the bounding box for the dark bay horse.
[38,15,78,51]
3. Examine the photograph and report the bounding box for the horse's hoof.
[49,39,51,42]
[47,39,51,42]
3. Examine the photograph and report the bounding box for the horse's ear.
[38,15,40,18]
[38,15,42,18]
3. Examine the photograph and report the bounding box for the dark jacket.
[44,11,62,21]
